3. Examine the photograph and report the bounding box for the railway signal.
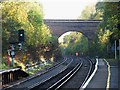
[76,52,78,56]
[8,29,25,66]
[18,29,24,43]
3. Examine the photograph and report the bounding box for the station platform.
[86,59,119,90]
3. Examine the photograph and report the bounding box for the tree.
[2,2,30,54]
[61,32,88,56]
[89,1,119,58]
[79,2,103,20]
[1,1,62,65]
[96,2,119,39]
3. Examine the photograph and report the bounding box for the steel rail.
[26,59,73,90]
[3,58,69,89]
[80,58,98,89]
[47,59,83,90]
[79,58,94,89]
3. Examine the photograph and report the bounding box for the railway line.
[30,58,82,90]
[3,57,72,90]
[60,58,95,89]
[3,57,96,90]
[1,58,67,87]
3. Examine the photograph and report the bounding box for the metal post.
[119,39,120,59]
[107,45,109,57]
[115,40,117,59]
[8,73,10,83]
[11,44,15,66]
[12,57,14,66]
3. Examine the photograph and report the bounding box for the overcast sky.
[39,0,98,19]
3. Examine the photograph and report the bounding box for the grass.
[105,58,119,66]
[26,63,52,75]
[0,58,53,77]
[1,57,26,70]
[105,58,119,62]
[1,59,54,79]
[0,62,9,70]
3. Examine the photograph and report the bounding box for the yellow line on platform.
[104,59,111,90]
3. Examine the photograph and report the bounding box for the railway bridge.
[44,19,101,42]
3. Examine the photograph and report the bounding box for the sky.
[39,0,98,19]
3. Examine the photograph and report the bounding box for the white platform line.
[80,58,98,90]
[104,59,111,90]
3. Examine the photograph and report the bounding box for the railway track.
[3,57,73,90]
[29,58,82,90]
[60,57,95,89]
[3,57,95,90]
[47,63,82,90]
[27,57,94,90]
[2,58,67,88]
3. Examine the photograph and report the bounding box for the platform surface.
[86,59,108,90]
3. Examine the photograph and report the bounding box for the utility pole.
[115,40,117,59]
[119,39,120,59]
[11,44,15,66]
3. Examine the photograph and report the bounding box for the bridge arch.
[44,19,101,41]
[58,31,89,44]
[58,31,89,56]
[44,19,101,55]
[58,30,90,40]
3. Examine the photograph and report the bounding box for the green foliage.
[2,2,28,54]
[26,63,52,75]
[79,3,103,20]
[44,36,62,60]
[1,1,62,66]
[96,2,119,40]
[60,32,88,56]
[98,29,112,44]
[0,62,9,70]
[89,1,119,58]
[89,38,108,57]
